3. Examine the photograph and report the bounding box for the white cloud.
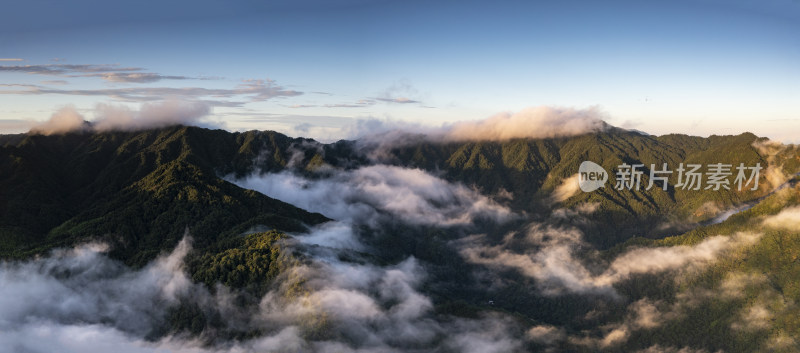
[461,222,762,297]
[550,174,581,203]
[0,236,193,341]
[526,325,566,344]
[93,99,211,132]
[25,99,217,135]
[29,105,87,135]
[443,106,607,141]
[594,233,761,287]
[0,231,526,353]
[230,164,515,227]
[762,206,800,229]
[751,139,794,190]
[635,345,713,353]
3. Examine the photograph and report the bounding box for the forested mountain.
[0,126,329,265]
[1,125,799,352]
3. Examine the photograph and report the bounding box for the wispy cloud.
[0,63,141,75]
[77,72,194,83]
[286,100,375,109]
[232,164,515,227]
[375,97,419,104]
[40,80,69,85]
[0,79,301,106]
[550,174,581,203]
[0,83,39,88]
[373,80,424,105]
[29,105,87,135]
[325,99,376,108]
[0,63,209,83]
[0,58,23,62]
[92,99,212,132]
[444,106,608,141]
[460,219,762,297]
[28,99,215,134]
[761,206,800,229]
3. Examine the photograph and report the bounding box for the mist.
[230,164,515,227]
[28,99,213,135]
[0,162,526,352]
[442,106,608,141]
[29,105,87,135]
[93,99,211,132]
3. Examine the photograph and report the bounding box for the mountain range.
[1,125,799,352]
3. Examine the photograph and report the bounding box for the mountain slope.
[2,125,799,351]
[0,126,328,265]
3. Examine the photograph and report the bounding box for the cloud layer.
[461,222,761,296]
[29,99,214,134]
[231,164,515,227]
[29,105,87,135]
[442,106,608,141]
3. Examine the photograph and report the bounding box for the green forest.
[1,125,799,352]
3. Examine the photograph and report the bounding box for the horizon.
[1,107,779,145]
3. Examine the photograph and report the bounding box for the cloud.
[230,164,515,227]
[325,99,376,108]
[0,58,23,62]
[0,63,201,83]
[628,299,663,329]
[0,69,299,105]
[344,118,429,142]
[80,72,193,83]
[237,79,302,102]
[92,99,212,132]
[594,232,761,287]
[29,105,87,135]
[26,99,216,135]
[752,139,794,190]
[0,237,192,340]
[40,80,69,85]
[550,174,581,203]
[0,63,142,75]
[335,106,611,158]
[459,225,607,296]
[460,222,762,296]
[443,106,608,141]
[287,101,377,109]
[441,314,523,353]
[0,226,527,353]
[635,345,713,353]
[731,303,773,332]
[761,205,800,229]
[375,97,419,104]
[374,80,423,105]
[526,325,566,344]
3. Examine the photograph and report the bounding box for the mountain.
[1,125,799,352]
[369,129,798,246]
[0,126,328,265]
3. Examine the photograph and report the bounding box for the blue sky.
[1,0,798,141]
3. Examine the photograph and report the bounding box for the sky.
[1,0,798,141]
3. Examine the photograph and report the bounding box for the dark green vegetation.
[0,126,329,265]
[1,125,798,351]
[387,130,798,247]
